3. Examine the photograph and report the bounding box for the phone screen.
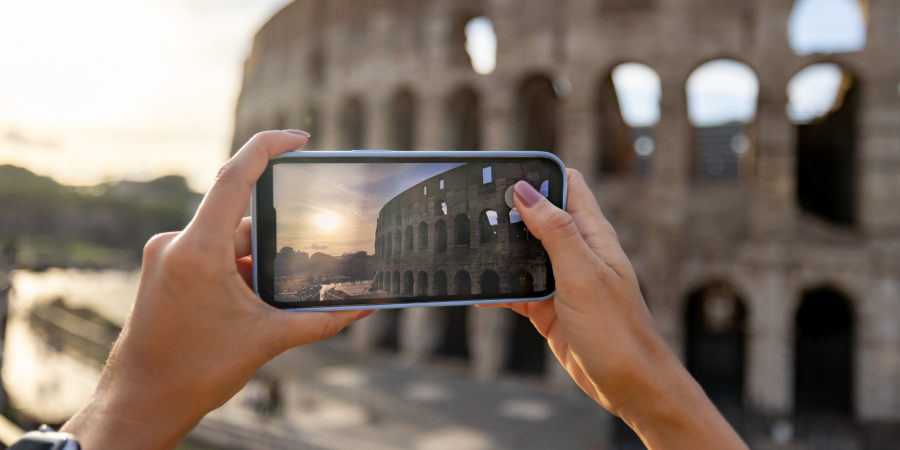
[255,155,565,309]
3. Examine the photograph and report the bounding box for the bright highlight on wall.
[787,64,846,124]
[465,17,497,75]
[686,60,759,127]
[789,0,867,56]
[611,63,661,128]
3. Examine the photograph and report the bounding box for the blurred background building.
[1,0,899,449]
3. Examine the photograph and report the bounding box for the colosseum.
[372,162,557,299]
[232,0,900,438]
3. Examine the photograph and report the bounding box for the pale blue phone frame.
[253,150,567,311]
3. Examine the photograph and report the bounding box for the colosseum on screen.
[272,160,559,304]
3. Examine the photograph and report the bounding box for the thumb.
[512,181,597,278]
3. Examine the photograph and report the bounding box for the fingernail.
[283,129,311,137]
[355,309,377,321]
[514,181,543,208]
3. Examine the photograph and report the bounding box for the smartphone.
[253,150,567,311]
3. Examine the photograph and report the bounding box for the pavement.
[186,334,614,450]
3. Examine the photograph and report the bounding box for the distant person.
[54,131,747,450]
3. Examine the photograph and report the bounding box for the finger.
[186,130,309,245]
[236,256,253,288]
[562,170,633,275]
[512,181,599,278]
[272,310,359,349]
[235,217,253,258]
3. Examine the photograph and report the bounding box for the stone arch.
[339,97,365,150]
[686,59,759,182]
[435,199,447,217]
[790,63,860,226]
[454,213,470,246]
[597,62,660,178]
[447,88,480,150]
[479,270,500,296]
[788,0,867,56]
[402,270,414,296]
[684,281,747,405]
[392,271,401,295]
[434,270,448,296]
[405,225,414,251]
[385,232,393,258]
[794,286,854,415]
[509,208,530,241]
[510,270,534,295]
[435,219,448,253]
[478,209,498,244]
[418,222,428,249]
[394,229,402,256]
[506,311,545,376]
[390,89,416,150]
[517,75,558,154]
[436,306,470,360]
[454,271,471,296]
[416,271,428,296]
[378,308,402,351]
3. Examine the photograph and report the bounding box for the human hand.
[61,131,375,449]
[489,170,747,450]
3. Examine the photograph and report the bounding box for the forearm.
[616,351,748,450]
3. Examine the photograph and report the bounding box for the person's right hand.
[491,170,748,450]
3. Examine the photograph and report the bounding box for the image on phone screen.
[260,158,563,308]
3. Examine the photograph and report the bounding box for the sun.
[315,212,340,231]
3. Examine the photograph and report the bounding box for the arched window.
[394,230,402,256]
[402,270,414,296]
[480,270,500,295]
[436,306,469,359]
[447,89,480,150]
[789,64,858,225]
[418,222,428,249]
[390,89,416,151]
[597,63,661,177]
[385,232,393,258]
[509,208,530,241]
[517,76,558,154]
[686,60,759,182]
[392,271,401,294]
[505,312,544,375]
[685,282,746,404]
[454,214,470,246]
[340,97,365,150]
[434,270,448,296]
[795,288,854,414]
[416,271,428,296]
[435,220,448,253]
[510,270,534,295]
[789,0,867,56]
[455,271,471,296]
[451,15,496,75]
[479,210,498,244]
[405,225,414,251]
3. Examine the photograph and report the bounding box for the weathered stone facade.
[372,163,551,298]
[233,0,900,423]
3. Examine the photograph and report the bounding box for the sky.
[274,162,464,256]
[0,0,293,192]
[0,0,870,191]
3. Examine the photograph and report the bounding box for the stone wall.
[234,0,900,421]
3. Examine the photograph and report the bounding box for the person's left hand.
[61,131,374,450]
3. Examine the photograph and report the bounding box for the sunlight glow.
[465,17,497,75]
[686,60,759,127]
[611,63,661,128]
[787,64,846,124]
[316,212,340,231]
[789,0,867,56]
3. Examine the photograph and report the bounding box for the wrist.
[61,374,201,450]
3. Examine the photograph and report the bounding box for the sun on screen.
[315,212,340,230]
